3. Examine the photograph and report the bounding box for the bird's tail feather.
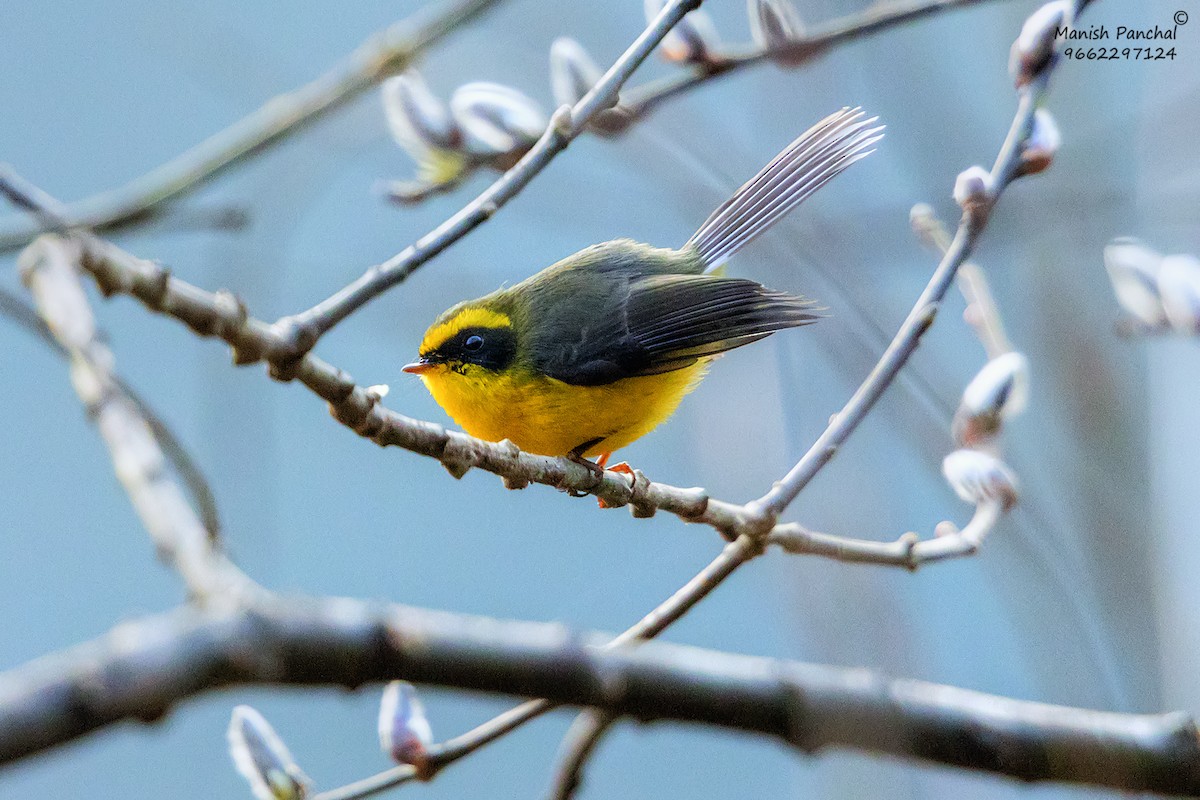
[685,107,883,273]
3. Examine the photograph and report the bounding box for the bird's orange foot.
[596,455,636,509]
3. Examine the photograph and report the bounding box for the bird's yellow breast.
[418,360,710,457]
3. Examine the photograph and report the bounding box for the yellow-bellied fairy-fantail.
[404,108,881,470]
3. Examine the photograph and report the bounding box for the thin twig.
[548,712,616,800]
[17,236,253,601]
[598,0,1004,132]
[315,536,758,800]
[5,597,1200,796]
[270,0,706,354]
[768,500,1004,567]
[0,0,506,253]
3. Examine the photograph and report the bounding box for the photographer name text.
[1058,24,1179,41]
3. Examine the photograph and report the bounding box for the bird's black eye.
[464,334,484,351]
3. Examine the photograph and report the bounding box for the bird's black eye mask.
[423,326,517,372]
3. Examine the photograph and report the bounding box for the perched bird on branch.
[404,107,882,474]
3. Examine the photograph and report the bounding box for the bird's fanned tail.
[685,107,883,273]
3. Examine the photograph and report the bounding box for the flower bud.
[1104,237,1166,328]
[550,37,604,109]
[942,449,1019,510]
[1019,108,1061,175]
[1156,254,1200,335]
[1009,1,1071,86]
[953,166,995,214]
[378,681,434,778]
[227,706,310,800]
[748,0,807,64]
[952,352,1030,446]
[645,0,721,64]
[450,83,548,159]
[382,72,460,154]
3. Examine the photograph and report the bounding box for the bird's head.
[404,300,519,381]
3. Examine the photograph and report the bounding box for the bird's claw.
[565,451,606,497]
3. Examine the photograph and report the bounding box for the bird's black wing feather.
[534,273,819,386]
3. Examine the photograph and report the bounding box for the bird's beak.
[402,359,435,375]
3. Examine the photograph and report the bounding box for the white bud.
[953,166,995,212]
[952,352,1030,446]
[1104,237,1166,328]
[450,83,548,158]
[550,37,604,109]
[942,449,1019,510]
[748,0,806,63]
[227,706,310,800]
[1019,108,1061,175]
[645,0,721,64]
[1157,254,1200,335]
[1009,1,1071,86]
[382,72,460,155]
[378,681,434,774]
[366,383,390,400]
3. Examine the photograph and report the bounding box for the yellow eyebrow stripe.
[420,307,512,353]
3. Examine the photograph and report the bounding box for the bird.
[403,107,882,477]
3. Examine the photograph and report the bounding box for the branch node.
[628,470,656,518]
[551,104,575,137]
[148,263,173,311]
[440,442,476,479]
[269,314,320,362]
[898,531,920,571]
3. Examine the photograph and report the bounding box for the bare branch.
[17,236,255,601]
[270,0,706,353]
[547,712,615,800]
[768,500,1004,568]
[0,0,506,253]
[4,598,1200,796]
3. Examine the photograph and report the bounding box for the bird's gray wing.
[531,272,819,386]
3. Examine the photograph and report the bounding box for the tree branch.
[768,500,1003,567]
[0,0,505,253]
[3,598,1199,796]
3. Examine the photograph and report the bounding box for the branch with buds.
[379,0,1007,201]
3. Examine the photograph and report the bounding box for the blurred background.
[2,0,1197,797]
